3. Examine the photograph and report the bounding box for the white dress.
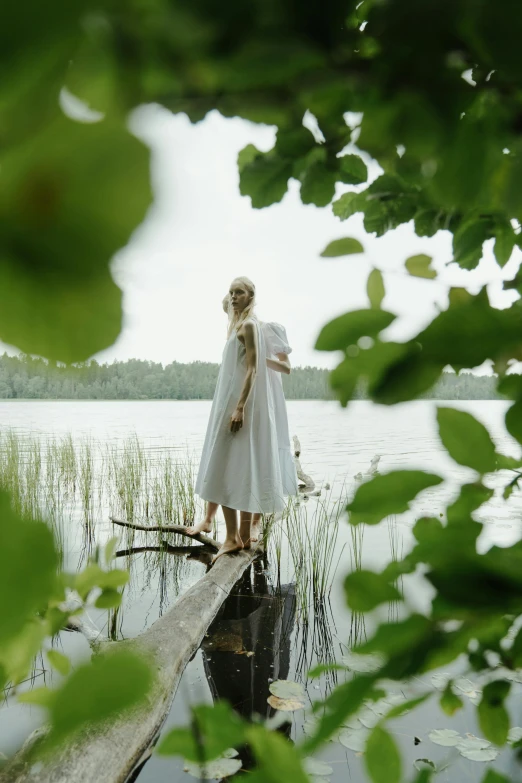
[195,317,287,514]
[262,322,299,498]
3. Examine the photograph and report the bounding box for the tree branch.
[109,516,220,551]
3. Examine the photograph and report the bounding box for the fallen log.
[2,544,262,783]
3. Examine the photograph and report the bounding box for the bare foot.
[250,518,262,543]
[185,520,213,536]
[211,536,243,564]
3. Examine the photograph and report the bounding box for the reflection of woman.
[188,284,298,545]
[189,277,297,559]
[202,565,296,756]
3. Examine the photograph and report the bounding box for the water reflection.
[201,563,295,769]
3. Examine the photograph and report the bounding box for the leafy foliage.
[5,0,522,780]
[347,471,443,526]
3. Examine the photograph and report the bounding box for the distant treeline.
[0,353,506,401]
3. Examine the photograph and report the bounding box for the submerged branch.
[109,516,221,551]
[115,542,210,557]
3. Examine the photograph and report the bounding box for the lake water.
[1,399,522,782]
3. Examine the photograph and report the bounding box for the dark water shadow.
[201,562,296,769]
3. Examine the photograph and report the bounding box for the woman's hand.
[230,407,244,433]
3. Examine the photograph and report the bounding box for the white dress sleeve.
[263,322,292,355]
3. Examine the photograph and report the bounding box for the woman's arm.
[230,321,257,432]
[266,352,291,375]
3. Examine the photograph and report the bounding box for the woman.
[187,294,298,545]
[191,277,294,560]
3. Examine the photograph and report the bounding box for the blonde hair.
[225,277,256,338]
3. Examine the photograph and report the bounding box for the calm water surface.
[1,400,521,782]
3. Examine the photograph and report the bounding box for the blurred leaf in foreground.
[0,112,151,363]
[43,649,154,750]
[347,471,443,525]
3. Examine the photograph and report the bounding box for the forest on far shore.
[0,353,507,401]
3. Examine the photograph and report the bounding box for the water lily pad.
[428,729,461,747]
[454,677,482,704]
[508,727,522,744]
[431,672,451,691]
[303,758,333,776]
[458,746,499,762]
[358,709,380,729]
[267,694,305,711]
[456,735,498,761]
[342,715,362,730]
[268,680,306,711]
[456,735,491,751]
[269,680,305,700]
[184,757,242,779]
[414,759,436,772]
[339,727,369,752]
[341,652,384,673]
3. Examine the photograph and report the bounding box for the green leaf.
[385,694,430,719]
[1,618,48,684]
[405,254,436,279]
[158,702,246,762]
[156,727,195,758]
[365,726,401,783]
[239,154,292,208]
[347,471,443,525]
[481,770,510,783]
[18,686,56,708]
[367,269,385,309]
[344,570,401,611]
[300,162,336,206]
[505,400,522,445]
[0,113,151,363]
[446,483,493,526]
[329,341,407,406]
[237,144,261,172]
[437,408,497,474]
[494,221,516,267]
[95,589,122,609]
[332,191,367,220]
[75,564,129,599]
[357,615,432,658]
[320,237,364,257]
[414,209,445,238]
[440,683,463,716]
[511,626,522,668]
[452,218,491,270]
[303,675,378,752]
[275,127,316,158]
[0,0,88,147]
[247,724,309,783]
[337,154,368,185]
[99,569,129,589]
[478,680,510,746]
[315,309,395,351]
[104,537,119,564]
[0,492,58,644]
[46,649,71,677]
[46,649,153,748]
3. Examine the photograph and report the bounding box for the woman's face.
[229,281,251,314]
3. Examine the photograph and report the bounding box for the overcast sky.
[7,104,522,370]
